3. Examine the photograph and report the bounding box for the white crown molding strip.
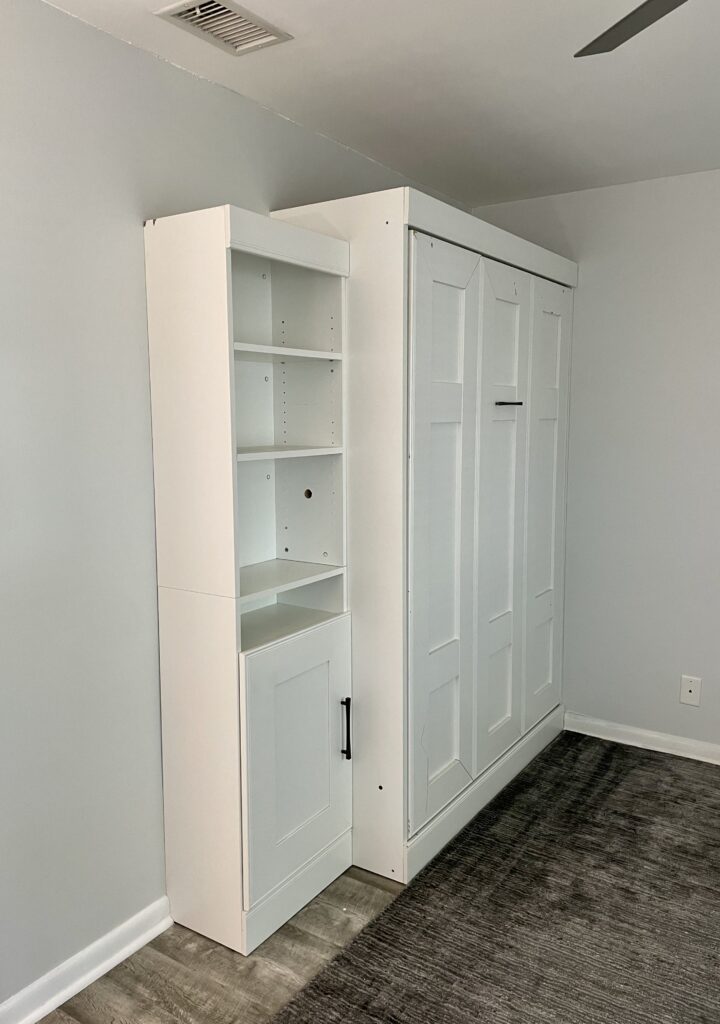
[0,897,171,1024]
[564,712,720,766]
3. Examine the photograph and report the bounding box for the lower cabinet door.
[239,614,352,909]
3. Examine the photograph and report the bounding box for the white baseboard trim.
[564,713,720,766]
[0,897,171,1024]
[405,706,565,880]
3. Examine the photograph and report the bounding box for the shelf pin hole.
[304,489,313,499]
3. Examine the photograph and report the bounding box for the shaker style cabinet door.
[408,232,481,835]
[239,614,352,908]
[523,279,573,731]
[475,259,531,776]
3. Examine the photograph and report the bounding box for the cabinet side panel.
[275,192,408,881]
[158,586,244,951]
[145,209,237,597]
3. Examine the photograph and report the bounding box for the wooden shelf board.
[240,603,341,652]
[237,445,343,462]
[234,343,342,362]
[239,559,344,602]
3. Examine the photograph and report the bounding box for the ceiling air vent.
[157,1,292,55]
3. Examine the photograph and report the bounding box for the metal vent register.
[158,1,292,55]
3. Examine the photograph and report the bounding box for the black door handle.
[341,697,352,760]
[495,401,524,406]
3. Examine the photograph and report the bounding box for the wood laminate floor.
[40,868,402,1024]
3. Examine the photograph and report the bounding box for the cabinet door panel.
[239,615,351,907]
[524,279,572,729]
[475,259,531,775]
[408,233,481,835]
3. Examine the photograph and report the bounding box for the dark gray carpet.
[274,732,720,1023]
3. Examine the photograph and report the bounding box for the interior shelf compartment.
[239,574,346,650]
[240,603,341,651]
[237,445,343,462]
[234,343,342,362]
[232,250,342,354]
[235,352,341,451]
[237,453,344,572]
[239,559,344,603]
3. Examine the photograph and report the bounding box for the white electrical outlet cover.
[680,675,702,707]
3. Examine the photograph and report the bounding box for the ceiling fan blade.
[575,0,691,57]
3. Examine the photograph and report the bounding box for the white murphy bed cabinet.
[274,189,577,883]
[145,190,577,954]
[144,206,352,955]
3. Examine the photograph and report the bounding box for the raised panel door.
[475,259,531,775]
[408,232,481,835]
[523,279,572,729]
[239,614,352,907]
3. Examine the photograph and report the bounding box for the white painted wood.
[523,279,573,731]
[147,202,352,955]
[274,191,410,881]
[231,250,344,353]
[228,205,349,276]
[0,898,171,1024]
[405,189,578,288]
[239,615,352,908]
[274,453,345,566]
[241,832,352,955]
[277,573,346,615]
[240,603,341,652]
[475,258,531,775]
[145,207,238,598]
[408,232,481,835]
[236,445,343,461]
[405,707,564,880]
[234,342,343,362]
[274,189,576,884]
[564,713,720,767]
[273,359,343,449]
[239,559,344,603]
[236,453,344,568]
[157,586,244,951]
[234,352,342,450]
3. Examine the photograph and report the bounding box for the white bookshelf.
[145,204,352,957]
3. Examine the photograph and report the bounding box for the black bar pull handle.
[341,697,352,760]
[495,401,524,406]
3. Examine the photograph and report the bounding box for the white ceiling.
[44,0,720,206]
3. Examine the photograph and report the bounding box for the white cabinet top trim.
[226,205,349,277]
[404,190,577,288]
[271,188,577,288]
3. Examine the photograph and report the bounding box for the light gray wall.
[478,170,720,745]
[0,0,417,1003]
